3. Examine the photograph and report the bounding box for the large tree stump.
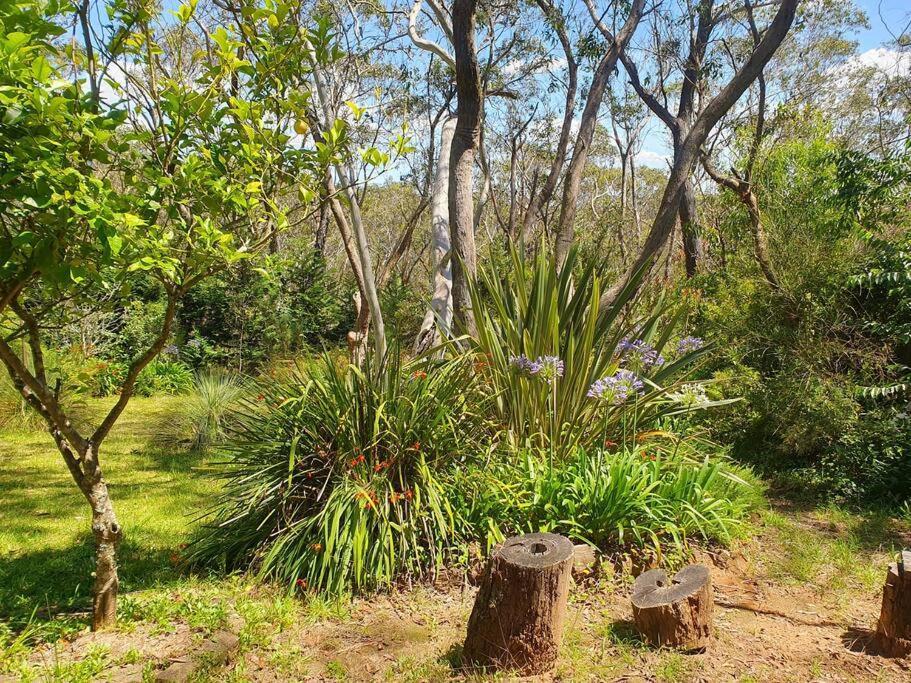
[876,551,911,657]
[463,532,574,675]
[631,564,713,650]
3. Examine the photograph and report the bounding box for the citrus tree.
[0,0,323,629]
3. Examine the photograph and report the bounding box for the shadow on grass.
[0,534,193,632]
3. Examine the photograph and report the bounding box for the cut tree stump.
[876,550,911,657]
[631,564,713,650]
[463,532,574,675]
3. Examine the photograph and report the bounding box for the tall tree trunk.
[630,152,642,241]
[554,0,644,269]
[415,115,456,353]
[450,0,481,335]
[679,179,701,277]
[520,0,578,245]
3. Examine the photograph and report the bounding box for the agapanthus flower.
[187,338,202,348]
[509,354,564,384]
[617,338,665,369]
[668,383,709,408]
[677,336,704,354]
[588,369,644,405]
[163,344,179,356]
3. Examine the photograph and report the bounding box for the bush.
[93,358,193,397]
[188,351,489,593]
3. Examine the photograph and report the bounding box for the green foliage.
[188,351,488,593]
[174,370,247,451]
[470,248,729,457]
[699,135,911,503]
[178,247,348,368]
[452,443,759,553]
[93,358,192,397]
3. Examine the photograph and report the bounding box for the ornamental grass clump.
[188,350,488,594]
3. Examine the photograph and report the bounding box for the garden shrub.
[171,370,247,451]
[188,351,489,593]
[470,248,732,457]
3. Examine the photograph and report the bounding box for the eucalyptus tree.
[592,0,799,306]
[0,0,321,628]
[699,0,865,287]
[553,0,645,268]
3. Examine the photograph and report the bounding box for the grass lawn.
[2,397,909,681]
[0,396,214,637]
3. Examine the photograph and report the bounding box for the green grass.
[0,396,213,638]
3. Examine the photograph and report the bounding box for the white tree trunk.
[415,115,456,353]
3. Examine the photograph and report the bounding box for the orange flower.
[310,543,323,553]
[403,488,413,501]
[411,370,427,380]
[296,578,308,590]
[257,393,265,401]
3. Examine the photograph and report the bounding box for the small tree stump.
[876,551,911,657]
[463,532,574,675]
[631,564,713,650]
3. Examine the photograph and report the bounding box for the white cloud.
[850,47,911,77]
[635,149,670,169]
[502,56,569,78]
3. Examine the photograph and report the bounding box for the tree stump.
[631,564,713,650]
[463,532,574,675]
[876,550,911,657]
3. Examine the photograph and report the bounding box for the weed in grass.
[325,659,347,680]
[655,652,694,682]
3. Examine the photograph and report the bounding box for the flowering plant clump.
[668,383,709,408]
[676,336,705,354]
[510,354,564,384]
[588,369,645,405]
[617,338,665,370]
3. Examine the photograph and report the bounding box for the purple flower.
[617,338,665,369]
[163,344,179,356]
[677,336,704,354]
[510,354,564,384]
[588,369,644,405]
[187,338,202,348]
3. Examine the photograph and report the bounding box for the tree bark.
[554,0,645,269]
[449,0,481,335]
[87,468,122,630]
[631,564,713,650]
[876,550,911,657]
[520,0,578,245]
[415,115,456,353]
[463,532,574,675]
[679,179,702,278]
